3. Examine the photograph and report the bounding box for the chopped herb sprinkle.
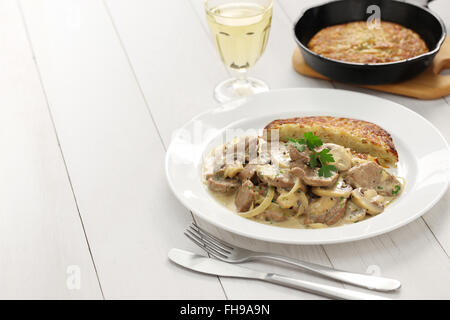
[392,185,401,195]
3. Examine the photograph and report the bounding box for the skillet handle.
[404,0,434,8]
[433,38,450,75]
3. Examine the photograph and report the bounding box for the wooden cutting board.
[292,37,450,100]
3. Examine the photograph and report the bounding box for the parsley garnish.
[303,132,323,149]
[318,165,338,178]
[288,138,306,152]
[288,132,337,178]
[309,153,318,168]
[288,132,322,152]
[317,148,335,164]
[392,185,401,195]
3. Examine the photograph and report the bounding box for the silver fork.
[185,223,401,292]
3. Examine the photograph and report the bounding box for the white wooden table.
[1,0,450,299]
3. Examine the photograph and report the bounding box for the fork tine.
[200,247,224,261]
[186,228,230,255]
[184,231,218,257]
[191,223,234,251]
[188,225,231,254]
[184,230,228,259]
[184,231,226,258]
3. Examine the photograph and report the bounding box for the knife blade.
[168,248,390,300]
[169,247,266,279]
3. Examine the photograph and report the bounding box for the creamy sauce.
[203,135,404,229]
[207,188,380,229]
[208,190,309,228]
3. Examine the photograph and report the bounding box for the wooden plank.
[0,0,102,299]
[19,0,225,299]
[104,0,341,299]
[105,0,227,145]
[407,0,450,255]
[323,217,450,299]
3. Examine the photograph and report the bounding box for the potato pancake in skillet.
[307,21,428,64]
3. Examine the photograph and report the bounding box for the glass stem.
[231,68,250,90]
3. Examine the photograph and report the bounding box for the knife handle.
[264,273,390,300]
[252,253,401,291]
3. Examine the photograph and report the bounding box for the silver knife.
[169,248,390,300]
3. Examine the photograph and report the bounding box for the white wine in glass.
[205,0,273,102]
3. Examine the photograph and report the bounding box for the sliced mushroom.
[223,162,244,178]
[351,188,384,215]
[291,165,339,187]
[311,177,353,198]
[343,201,367,223]
[308,197,337,214]
[316,143,352,171]
[304,196,346,225]
[277,189,299,209]
[296,191,309,217]
[276,188,308,210]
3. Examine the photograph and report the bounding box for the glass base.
[214,77,269,103]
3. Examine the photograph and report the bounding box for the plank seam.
[102,0,166,152]
[186,0,231,76]
[184,1,232,297]
[17,0,105,299]
[103,0,228,299]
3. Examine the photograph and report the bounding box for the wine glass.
[205,0,273,102]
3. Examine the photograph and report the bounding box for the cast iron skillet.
[294,0,446,84]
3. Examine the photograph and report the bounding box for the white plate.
[165,88,450,244]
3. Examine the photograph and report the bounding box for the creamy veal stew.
[202,134,404,229]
